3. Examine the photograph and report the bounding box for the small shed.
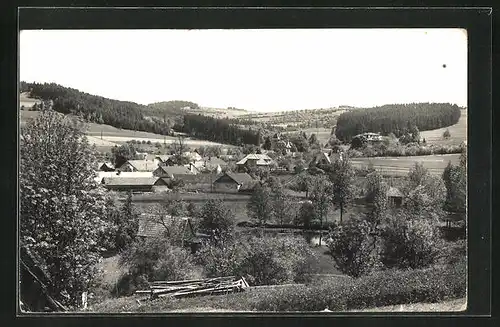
[153,165,194,178]
[387,187,404,207]
[97,162,115,172]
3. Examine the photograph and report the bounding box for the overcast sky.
[20,29,467,112]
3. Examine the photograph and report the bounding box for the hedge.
[247,260,466,311]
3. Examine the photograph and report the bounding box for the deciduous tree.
[20,110,110,306]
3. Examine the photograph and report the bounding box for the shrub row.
[246,260,466,311]
[349,144,465,158]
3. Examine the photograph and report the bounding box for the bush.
[195,235,319,286]
[443,129,451,139]
[327,215,381,277]
[380,212,444,269]
[115,237,199,296]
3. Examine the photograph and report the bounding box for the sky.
[20,28,467,112]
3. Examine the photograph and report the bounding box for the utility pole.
[101,130,103,140]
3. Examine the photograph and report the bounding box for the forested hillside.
[20,82,171,135]
[178,114,261,146]
[335,103,462,141]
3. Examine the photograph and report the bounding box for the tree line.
[20,82,171,135]
[335,103,462,141]
[177,114,261,146]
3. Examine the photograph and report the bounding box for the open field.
[282,127,332,145]
[420,109,467,146]
[351,154,461,176]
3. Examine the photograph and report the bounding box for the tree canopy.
[335,103,461,141]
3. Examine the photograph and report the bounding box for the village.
[18,28,468,313]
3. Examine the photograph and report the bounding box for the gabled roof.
[102,177,158,186]
[137,214,195,238]
[122,160,157,172]
[155,165,194,176]
[214,172,255,185]
[387,186,404,198]
[155,154,173,162]
[236,153,274,166]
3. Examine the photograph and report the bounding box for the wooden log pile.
[136,276,250,299]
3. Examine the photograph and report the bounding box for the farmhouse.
[387,186,404,207]
[118,159,158,172]
[102,177,168,192]
[182,151,203,163]
[192,156,226,174]
[212,172,257,193]
[236,153,275,172]
[153,165,194,178]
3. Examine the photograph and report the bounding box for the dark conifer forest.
[335,103,462,141]
[20,82,171,135]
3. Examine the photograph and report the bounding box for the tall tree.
[328,155,355,223]
[365,171,389,224]
[247,184,273,229]
[198,199,235,241]
[20,110,110,306]
[309,177,332,245]
[269,181,293,226]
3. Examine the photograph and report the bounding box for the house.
[310,152,331,167]
[387,187,404,207]
[271,134,293,153]
[155,154,174,164]
[118,159,158,172]
[185,162,202,175]
[182,151,203,163]
[351,132,383,148]
[192,157,226,174]
[137,214,210,253]
[97,162,115,172]
[153,165,194,178]
[236,153,275,172]
[102,177,168,192]
[212,172,258,193]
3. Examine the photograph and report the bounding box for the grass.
[420,110,467,146]
[350,154,461,176]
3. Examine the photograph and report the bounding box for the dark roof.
[214,172,255,185]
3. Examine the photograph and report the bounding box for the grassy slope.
[420,109,467,146]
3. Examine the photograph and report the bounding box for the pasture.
[350,154,461,176]
[420,110,467,146]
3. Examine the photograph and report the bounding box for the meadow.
[420,109,467,146]
[350,153,461,176]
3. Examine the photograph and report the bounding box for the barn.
[212,172,257,193]
[102,177,168,192]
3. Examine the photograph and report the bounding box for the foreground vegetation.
[92,258,465,312]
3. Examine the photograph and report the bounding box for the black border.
[1,5,493,326]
